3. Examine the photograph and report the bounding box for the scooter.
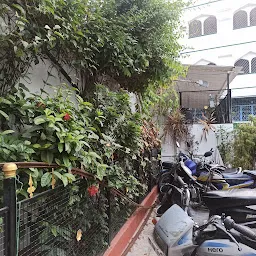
[157,160,256,225]
[153,204,256,256]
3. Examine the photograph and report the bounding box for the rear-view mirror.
[204,151,212,157]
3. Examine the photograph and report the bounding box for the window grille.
[233,10,248,29]
[189,20,202,38]
[232,105,240,122]
[204,16,217,35]
[250,7,256,26]
[234,59,250,74]
[251,57,256,73]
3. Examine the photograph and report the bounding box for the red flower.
[87,185,99,197]
[63,113,71,121]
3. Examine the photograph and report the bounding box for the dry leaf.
[76,229,82,241]
[27,174,36,198]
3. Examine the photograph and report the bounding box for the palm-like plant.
[198,111,216,141]
[163,109,188,142]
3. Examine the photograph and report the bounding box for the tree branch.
[44,50,78,90]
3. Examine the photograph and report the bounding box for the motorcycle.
[153,204,256,256]
[157,159,256,225]
[167,145,255,191]
[159,146,242,192]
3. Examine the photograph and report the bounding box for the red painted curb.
[103,186,158,256]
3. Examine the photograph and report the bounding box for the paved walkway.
[126,206,210,256]
[126,209,158,256]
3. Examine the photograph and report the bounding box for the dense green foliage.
[233,117,256,169]
[0,85,151,198]
[0,0,185,96]
[0,0,186,252]
[216,126,233,166]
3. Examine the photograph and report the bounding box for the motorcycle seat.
[222,172,252,186]
[222,173,251,180]
[162,161,174,169]
[203,189,256,209]
[244,170,256,178]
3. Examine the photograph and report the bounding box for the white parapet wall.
[161,123,234,164]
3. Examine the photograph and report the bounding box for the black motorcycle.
[157,159,256,227]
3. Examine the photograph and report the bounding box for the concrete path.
[126,206,210,256]
[126,209,158,256]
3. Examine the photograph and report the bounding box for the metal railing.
[0,161,155,256]
[179,88,256,123]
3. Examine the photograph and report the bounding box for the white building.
[180,0,256,122]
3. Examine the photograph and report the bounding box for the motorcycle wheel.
[158,172,174,189]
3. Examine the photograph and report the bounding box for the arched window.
[250,7,256,26]
[233,10,248,29]
[204,16,217,35]
[189,20,202,38]
[251,57,256,73]
[234,59,250,74]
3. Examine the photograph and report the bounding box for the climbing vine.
[0,0,185,96]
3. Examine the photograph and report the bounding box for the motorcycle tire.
[158,172,174,189]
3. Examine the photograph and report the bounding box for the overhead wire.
[180,41,256,55]
[184,0,227,10]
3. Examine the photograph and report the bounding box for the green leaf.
[42,143,52,149]
[16,48,24,58]
[65,142,71,153]
[22,41,29,49]
[96,164,108,181]
[88,133,99,140]
[55,158,62,166]
[34,116,46,125]
[16,189,28,199]
[63,173,76,182]
[76,30,84,36]
[41,151,54,164]
[53,171,62,180]
[125,147,131,154]
[53,25,61,30]
[88,151,101,159]
[29,168,39,178]
[1,130,15,135]
[0,110,9,120]
[63,156,71,167]
[12,4,25,14]
[54,31,64,39]
[33,144,41,149]
[51,226,57,237]
[0,98,12,104]
[61,176,68,187]
[41,172,51,187]
[58,143,64,153]
[41,133,47,140]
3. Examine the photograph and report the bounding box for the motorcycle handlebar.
[177,175,186,187]
[224,218,256,240]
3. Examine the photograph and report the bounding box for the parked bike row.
[152,142,256,256]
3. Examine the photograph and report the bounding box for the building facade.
[180,0,256,122]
